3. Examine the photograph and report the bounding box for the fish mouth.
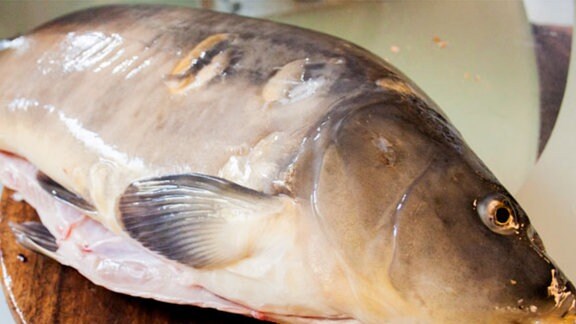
[547,269,576,319]
[499,279,575,322]
[524,223,576,319]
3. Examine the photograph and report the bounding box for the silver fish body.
[0,5,574,323]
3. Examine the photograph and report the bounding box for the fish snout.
[525,225,576,318]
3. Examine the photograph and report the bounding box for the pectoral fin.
[119,174,289,269]
[9,221,59,260]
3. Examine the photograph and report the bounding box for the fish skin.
[0,5,574,323]
[0,5,415,236]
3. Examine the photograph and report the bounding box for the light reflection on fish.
[0,5,574,323]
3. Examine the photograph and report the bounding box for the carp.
[0,5,573,323]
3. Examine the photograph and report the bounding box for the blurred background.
[0,0,573,322]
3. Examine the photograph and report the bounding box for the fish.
[0,5,574,323]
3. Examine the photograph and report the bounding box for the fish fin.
[36,172,97,216]
[9,221,59,259]
[119,174,289,269]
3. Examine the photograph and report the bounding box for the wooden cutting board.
[0,188,264,324]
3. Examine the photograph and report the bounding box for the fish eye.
[477,194,518,235]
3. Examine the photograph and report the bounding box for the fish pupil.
[495,207,511,225]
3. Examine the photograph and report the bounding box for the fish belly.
[0,152,348,322]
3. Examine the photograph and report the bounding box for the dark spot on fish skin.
[439,217,456,230]
[246,70,268,85]
[447,168,463,183]
[427,189,458,230]
[377,151,397,167]
[155,110,167,131]
[302,62,327,81]
[221,49,244,77]
[139,33,164,49]
[132,108,142,119]
[267,36,320,57]
[305,62,327,71]
[17,253,27,263]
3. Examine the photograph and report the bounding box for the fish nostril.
[526,225,546,252]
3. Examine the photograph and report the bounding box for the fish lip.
[560,283,576,318]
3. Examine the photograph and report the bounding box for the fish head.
[308,96,575,322]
